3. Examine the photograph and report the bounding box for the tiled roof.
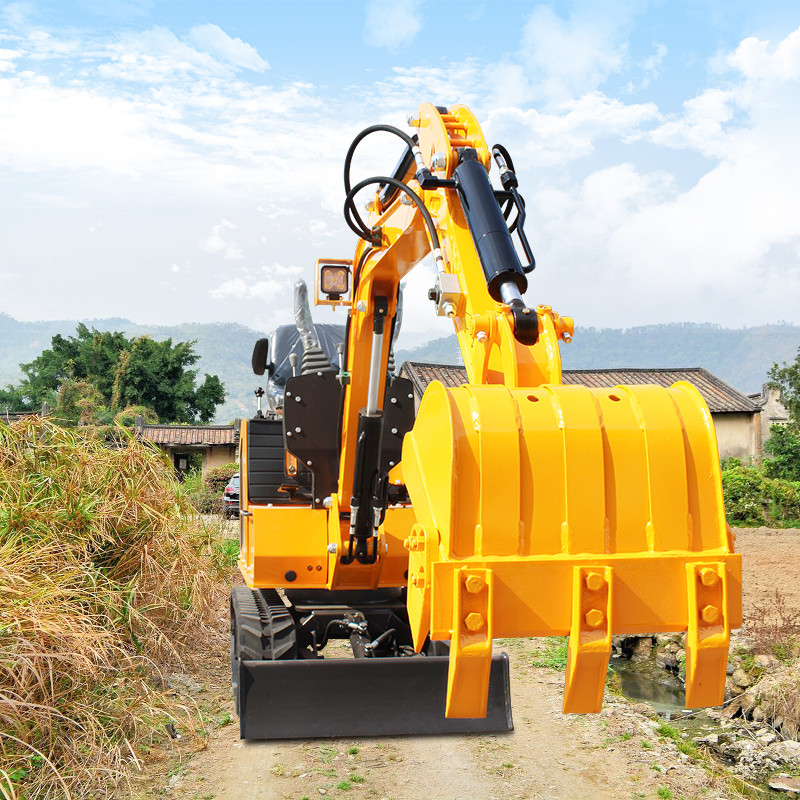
[399,362,758,414]
[140,424,238,446]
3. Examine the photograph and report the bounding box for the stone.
[769,775,800,792]
[165,673,204,695]
[753,706,766,722]
[768,740,800,765]
[630,637,654,662]
[740,692,758,716]
[726,661,736,676]
[754,654,779,672]
[732,668,752,688]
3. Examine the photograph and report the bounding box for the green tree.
[6,325,225,424]
[764,425,800,482]
[765,347,800,482]
[770,346,800,424]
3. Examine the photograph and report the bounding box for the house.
[137,422,239,476]
[750,384,790,449]
[399,363,762,462]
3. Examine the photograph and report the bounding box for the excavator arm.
[232,102,741,738]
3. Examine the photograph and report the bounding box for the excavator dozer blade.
[238,654,512,739]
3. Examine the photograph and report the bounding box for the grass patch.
[657,787,673,799]
[531,637,569,670]
[0,418,232,798]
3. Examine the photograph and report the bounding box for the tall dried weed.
[0,418,231,798]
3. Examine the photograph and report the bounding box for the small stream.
[609,655,725,744]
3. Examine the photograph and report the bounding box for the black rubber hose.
[492,143,521,231]
[344,175,441,253]
[343,124,419,238]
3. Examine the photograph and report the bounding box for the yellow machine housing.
[232,103,741,738]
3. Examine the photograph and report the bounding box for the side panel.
[248,506,329,588]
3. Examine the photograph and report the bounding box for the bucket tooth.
[446,567,494,718]
[685,562,729,708]
[563,566,613,713]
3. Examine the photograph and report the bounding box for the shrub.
[764,424,800,482]
[204,461,239,494]
[721,463,800,527]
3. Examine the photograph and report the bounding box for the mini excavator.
[231,103,742,739]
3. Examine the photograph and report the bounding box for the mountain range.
[2,313,798,423]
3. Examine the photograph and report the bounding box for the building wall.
[204,445,238,472]
[756,385,790,448]
[712,412,759,462]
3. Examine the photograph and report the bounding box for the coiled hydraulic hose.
[343,124,420,240]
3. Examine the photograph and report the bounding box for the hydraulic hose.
[344,175,443,269]
[343,124,419,238]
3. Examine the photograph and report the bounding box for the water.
[610,656,686,713]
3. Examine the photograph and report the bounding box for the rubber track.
[231,587,296,662]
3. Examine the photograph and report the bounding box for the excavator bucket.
[402,379,742,718]
[237,654,513,739]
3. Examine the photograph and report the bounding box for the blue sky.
[0,1,798,347]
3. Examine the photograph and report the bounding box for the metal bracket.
[685,562,729,708]
[446,567,493,718]
[563,566,613,713]
[431,272,462,318]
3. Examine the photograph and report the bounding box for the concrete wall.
[756,385,790,449]
[204,445,238,472]
[713,412,760,462]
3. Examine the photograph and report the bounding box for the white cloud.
[208,265,301,302]
[364,0,423,51]
[484,93,661,167]
[520,5,629,102]
[186,23,269,72]
[202,220,243,260]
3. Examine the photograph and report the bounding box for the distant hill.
[397,322,800,396]
[2,314,798,422]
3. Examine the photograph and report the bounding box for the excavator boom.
[231,103,741,738]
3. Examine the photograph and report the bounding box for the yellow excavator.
[231,103,742,738]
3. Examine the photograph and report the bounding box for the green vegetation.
[720,346,800,526]
[531,637,569,670]
[0,417,232,798]
[721,461,800,527]
[0,322,224,424]
[184,461,238,514]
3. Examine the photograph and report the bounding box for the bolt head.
[699,568,719,587]
[464,612,485,632]
[701,604,720,624]
[585,609,605,628]
[464,575,485,594]
[585,571,605,592]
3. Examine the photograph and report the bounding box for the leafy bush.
[764,424,800,482]
[721,462,800,527]
[180,462,238,514]
[204,461,239,493]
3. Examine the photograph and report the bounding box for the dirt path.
[734,527,800,617]
[134,527,800,800]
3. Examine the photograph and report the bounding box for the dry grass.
[0,418,231,798]
[742,589,800,662]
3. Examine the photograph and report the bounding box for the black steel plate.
[239,654,513,739]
